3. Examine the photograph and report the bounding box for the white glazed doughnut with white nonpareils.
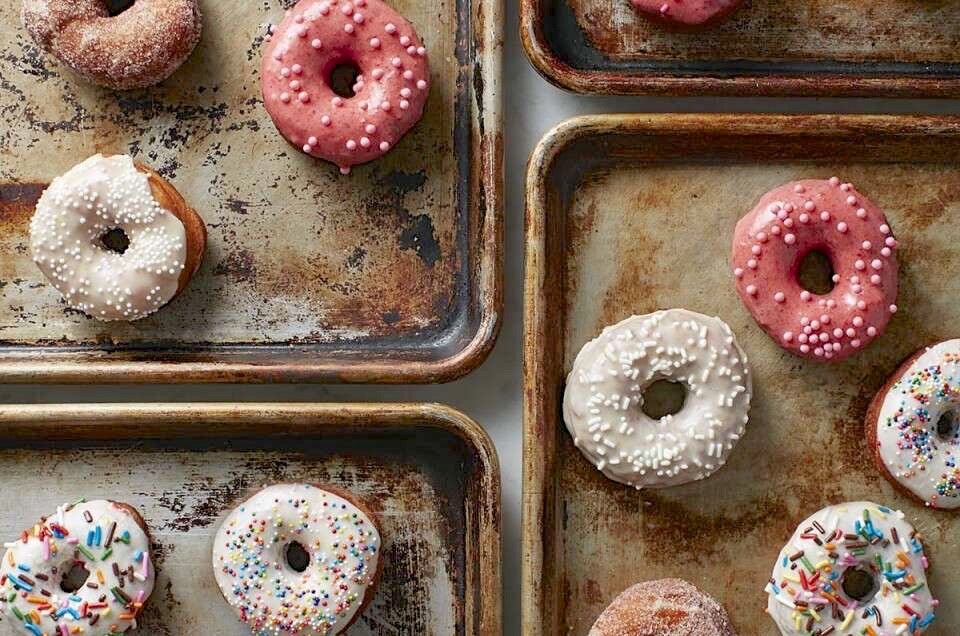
[563,308,752,489]
[29,154,187,321]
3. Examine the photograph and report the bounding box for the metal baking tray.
[0,0,502,383]
[523,114,960,634]
[520,0,960,96]
[0,402,501,634]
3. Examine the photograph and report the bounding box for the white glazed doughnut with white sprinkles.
[563,309,752,489]
[29,154,187,321]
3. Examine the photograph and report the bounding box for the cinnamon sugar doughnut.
[590,579,736,636]
[21,0,202,90]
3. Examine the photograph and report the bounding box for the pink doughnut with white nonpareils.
[629,0,743,27]
[732,178,899,362]
[261,0,430,174]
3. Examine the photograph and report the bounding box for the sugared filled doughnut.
[563,308,752,489]
[732,178,899,362]
[589,578,735,636]
[868,339,960,509]
[213,483,382,635]
[629,0,743,27]
[30,154,206,321]
[21,0,202,90]
[262,0,430,174]
[766,502,937,635]
[0,499,156,636]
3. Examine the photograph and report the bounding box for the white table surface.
[6,2,960,634]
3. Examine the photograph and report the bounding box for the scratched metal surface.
[523,115,960,635]
[0,403,500,635]
[0,0,501,382]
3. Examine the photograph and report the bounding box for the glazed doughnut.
[563,309,752,489]
[732,178,899,362]
[213,483,382,635]
[589,579,735,636]
[0,499,156,636]
[262,0,430,174]
[630,0,743,27]
[766,502,937,635]
[867,339,960,509]
[21,0,202,90]
[30,154,206,321]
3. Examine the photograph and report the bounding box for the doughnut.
[213,483,382,635]
[767,501,937,634]
[732,178,899,362]
[589,579,735,636]
[629,0,743,27]
[867,339,960,510]
[563,308,752,489]
[0,499,156,636]
[21,0,202,90]
[262,0,431,175]
[30,154,206,321]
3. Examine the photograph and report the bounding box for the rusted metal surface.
[0,402,501,634]
[520,0,960,95]
[523,114,960,634]
[0,0,502,383]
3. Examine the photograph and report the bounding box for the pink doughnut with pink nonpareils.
[732,178,899,362]
[261,0,430,174]
[629,0,743,27]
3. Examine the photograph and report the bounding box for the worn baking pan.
[520,0,960,96]
[523,114,960,634]
[0,0,502,383]
[0,402,500,634]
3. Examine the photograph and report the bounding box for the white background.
[7,1,960,634]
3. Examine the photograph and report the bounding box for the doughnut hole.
[329,61,363,99]
[797,248,836,295]
[99,228,130,254]
[937,411,959,441]
[284,541,310,573]
[60,562,91,593]
[105,0,137,16]
[641,380,686,420]
[841,566,880,603]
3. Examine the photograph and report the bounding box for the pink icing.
[629,0,743,26]
[731,178,899,362]
[261,0,430,174]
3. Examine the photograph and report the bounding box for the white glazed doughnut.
[30,154,188,321]
[213,483,381,635]
[766,502,937,634]
[0,499,156,636]
[563,308,752,489]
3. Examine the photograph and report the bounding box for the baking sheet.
[523,114,960,634]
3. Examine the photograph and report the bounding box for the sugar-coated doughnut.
[21,0,201,90]
[867,340,960,510]
[590,578,736,636]
[213,483,382,635]
[732,178,899,362]
[30,154,206,321]
[563,309,752,489]
[766,502,937,635]
[629,0,743,27]
[262,0,430,175]
[0,499,156,636]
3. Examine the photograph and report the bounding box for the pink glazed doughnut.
[732,178,899,362]
[262,0,430,174]
[630,0,743,27]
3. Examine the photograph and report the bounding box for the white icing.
[563,309,752,489]
[0,500,156,636]
[766,502,936,635]
[875,339,960,509]
[29,154,187,321]
[213,484,380,635]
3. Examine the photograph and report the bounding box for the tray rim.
[0,0,504,385]
[521,112,960,635]
[519,0,960,97]
[0,401,502,635]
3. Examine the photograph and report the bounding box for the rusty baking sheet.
[521,0,960,95]
[523,114,960,634]
[0,402,501,634]
[0,0,502,383]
